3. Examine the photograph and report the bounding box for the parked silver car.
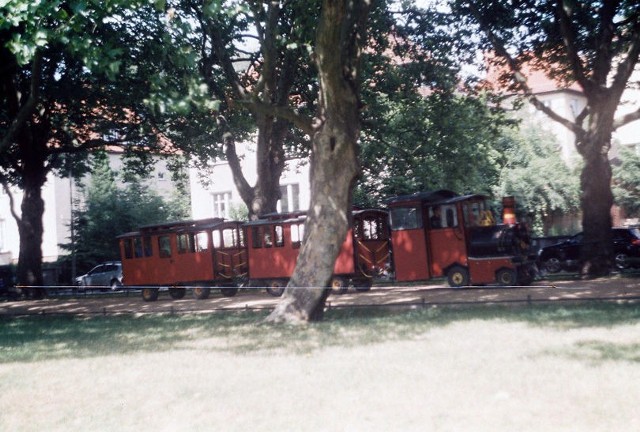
[75,262,123,290]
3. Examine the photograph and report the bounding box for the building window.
[212,192,232,218]
[279,184,300,213]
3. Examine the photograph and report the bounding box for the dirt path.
[1,276,639,317]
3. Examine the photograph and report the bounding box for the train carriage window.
[274,225,284,247]
[158,235,172,258]
[177,233,196,254]
[195,232,209,252]
[291,223,305,248]
[263,226,273,248]
[443,205,458,228]
[359,216,387,240]
[463,202,483,227]
[143,236,153,256]
[134,237,144,258]
[212,230,222,249]
[123,239,134,259]
[222,227,244,248]
[238,228,246,247]
[251,226,262,248]
[390,207,422,231]
[429,206,443,229]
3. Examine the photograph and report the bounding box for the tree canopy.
[62,153,189,273]
[451,0,640,275]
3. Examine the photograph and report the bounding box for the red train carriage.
[246,209,390,296]
[118,218,248,301]
[387,190,534,287]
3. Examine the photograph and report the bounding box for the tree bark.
[266,0,369,324]
[14,138,48,298]
[576,107,616,277]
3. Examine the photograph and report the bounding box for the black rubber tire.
[266,280,285,297]
[220,287,239,297]
[496,268,517,286]
[192,287,211,300]
[447,265,469,288]
[614,253,630,270]
[169,288,186,299]
[543,257,562,273]
[141,288,159,302]
[330,277,349,295]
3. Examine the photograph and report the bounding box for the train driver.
[430,206,442,229]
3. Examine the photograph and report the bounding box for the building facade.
[189,141,311,220]
[0,152,181,266]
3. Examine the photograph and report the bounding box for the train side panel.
[333,231,355,275]
[391,229,430,282]
[246,223,300,280]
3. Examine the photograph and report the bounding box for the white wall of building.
[189,141,311,220]
[0,152,181,265]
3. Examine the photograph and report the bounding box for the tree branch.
[613,107,640,130]
[609,21,640,103]
[1,182,21,225]
[0,50,43,154]
[466,3,584,137]
[217,116,254,206]
[237,98,314,136]
[554,0,593,94]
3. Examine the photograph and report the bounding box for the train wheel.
[330,277,349,295]
[447,266,469,288]
[141,288,159,302]
[169,288,186,299]
[496,268,517,286]
[192,287,211,300]
[266,280,285,297]
[220,287,239,297]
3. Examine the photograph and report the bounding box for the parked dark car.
[75,261,123,290]
[538,228,640,273]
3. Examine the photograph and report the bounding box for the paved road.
[2,275,639,317]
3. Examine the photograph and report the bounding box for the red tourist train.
[117,190,534,301]
[244,209,391,296]
[118,218,248,301]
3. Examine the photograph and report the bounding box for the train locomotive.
[118,190,534,301]
[387,190,533,287]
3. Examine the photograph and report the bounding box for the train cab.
[245,209,390,296]
[387,190,532,287]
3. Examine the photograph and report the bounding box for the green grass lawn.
[2,304,640,431]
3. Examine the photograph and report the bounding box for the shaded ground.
[2,275,639,317]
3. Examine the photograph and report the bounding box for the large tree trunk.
[15,148,48,298]
[577,112,615,277]
[223,116,287,220]
[266,0,369,324]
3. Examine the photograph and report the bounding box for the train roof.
[386,190,487,207]
[245,208,387,227]
[117,217,243,238]
[385,189,458,205]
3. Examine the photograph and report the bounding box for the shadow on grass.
[1,302,640,364]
